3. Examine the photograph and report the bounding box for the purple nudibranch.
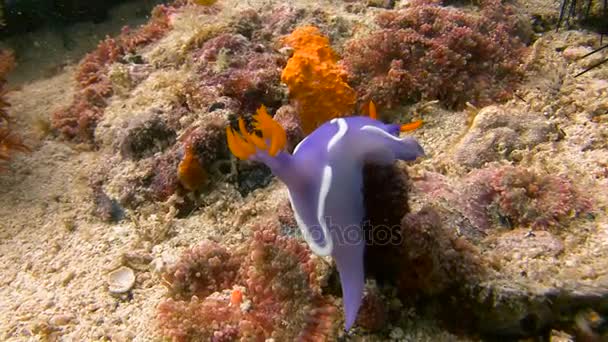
[229,110,424,330]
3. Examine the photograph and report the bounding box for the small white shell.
[107,266,135,294]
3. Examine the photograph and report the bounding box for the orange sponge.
[177,143,207,191]
[281,26,356,134]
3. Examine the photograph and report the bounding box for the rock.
[119,111,176,160]
[49,314,73,326]
[454,106,558,169]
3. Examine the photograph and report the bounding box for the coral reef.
[186,32,286,114]
[177,112,228,191]
[281,26,356,134]
[157,221,339,341]
[162,240,240,300]
[177,143,208,192]
[463,165,592,229]
[119,111,177,160]
[355,287,389,332]
[51,5,176,141]
[414,164,592,233]
[364,165,483,298]
[342,0,528,109]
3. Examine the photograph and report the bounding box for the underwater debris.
[342,0,528,109]
[557,0,608,34]
[281,25,357,134]
[574,43,608,77]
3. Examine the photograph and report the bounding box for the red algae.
[342,0,528,109]
[156,221,339,341]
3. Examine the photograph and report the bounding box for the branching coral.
[157,221,339,341]
[281,25,357,134]
[342,0,527,109]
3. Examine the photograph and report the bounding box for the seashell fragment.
[107,266,135,294]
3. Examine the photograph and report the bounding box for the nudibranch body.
[227,104,424,330]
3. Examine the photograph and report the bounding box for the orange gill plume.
[226,105,286,160]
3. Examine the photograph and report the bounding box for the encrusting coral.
[281,25,357,134]
[342,0,528,109]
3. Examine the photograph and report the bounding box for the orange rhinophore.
[400,120,423,132]
[281,26,357,134]
[226,105,287,160]
[368,100,378,120]
[367,100,423,132]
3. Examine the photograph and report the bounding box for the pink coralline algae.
[51,5,176,141]
[157,221,339,341]
[341,0,528,109]
[162,241,240,300]
[414,165,593,232]
[466,165,592,229]
[187,33,287,114]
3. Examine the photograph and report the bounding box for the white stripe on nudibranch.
[361,125,403,142]
[285,165,334,256]
[315,165,334,255]
[293,135,310,154]
[328,118,348,152]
